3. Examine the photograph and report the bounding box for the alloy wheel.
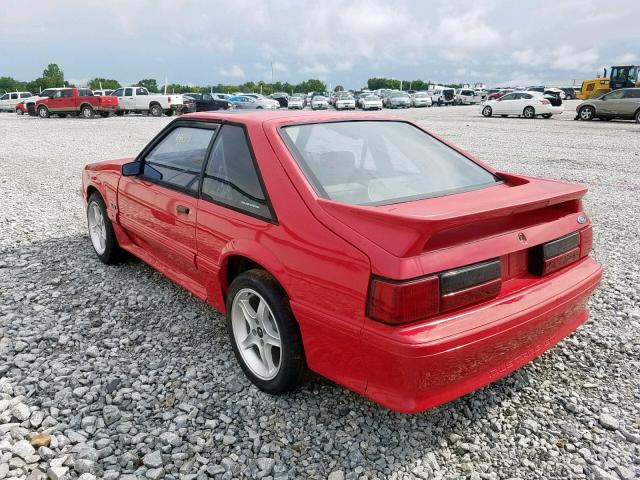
[231,288,282,380]
[87,202,107,255]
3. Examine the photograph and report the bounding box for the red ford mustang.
[81,111,602,413]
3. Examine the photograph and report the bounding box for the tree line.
[1,64,464,96]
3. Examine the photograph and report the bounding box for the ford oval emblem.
[577,215,587,224]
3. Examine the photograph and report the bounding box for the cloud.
[1,0,639,87]
[219,65,246,78]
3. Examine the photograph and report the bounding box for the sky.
[1,0,639,89]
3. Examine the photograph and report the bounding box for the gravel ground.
[0,105,638,480]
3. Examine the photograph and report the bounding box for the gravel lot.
[0,105,638,480]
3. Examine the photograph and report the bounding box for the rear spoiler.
[317,173,587,258]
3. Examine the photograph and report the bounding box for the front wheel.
[523,106,535,119]
[15,108,23,116]
[635,110,640,123]
[579,106,595,121]
[482,106,492,117]
[226,270,306,394]
[164,109,174,117]
[86,192,120,264]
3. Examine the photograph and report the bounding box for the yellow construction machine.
[576,65,639,100]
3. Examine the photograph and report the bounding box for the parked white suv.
[111,86,184,116]
[455,89,482,105]
[430,86,455,106]
[0,92,33,112]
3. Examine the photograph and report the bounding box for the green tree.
[41,64,65,88]
[88,78,121,90]
[298,79,327,93]
[137,78,159,92]
[0,76,25,93]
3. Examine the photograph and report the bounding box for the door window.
[623,89,640,99]
[500,93,516,101]
[143,126,216,193]
[201,125,272,220]
[124,88,133,96]
[136,88,148,95]
[10,93,18,100]
[61,89,73,98]
[0,94,8,100]
[603,90,625,100]
[112,88,124,97]
[20,93,32,98]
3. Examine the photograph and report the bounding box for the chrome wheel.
[87,202,107,255]
[231,288,281,380]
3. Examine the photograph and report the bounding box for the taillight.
[368,276,439,325]
[368,258,501,325]
[529,227,592,276]
[540,99,550,105]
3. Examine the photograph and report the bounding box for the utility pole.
[400,79,403,91]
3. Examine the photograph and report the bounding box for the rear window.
[281,121,499,206]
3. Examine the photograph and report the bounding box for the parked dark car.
[182,96,197,113]
[183,93,233,111]
[558,87,577,100]
[269,92,289,108]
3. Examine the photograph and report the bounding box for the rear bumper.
[360,257,602,413]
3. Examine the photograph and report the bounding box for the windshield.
[280,121,498,206]
[364,95,379,100]
[414,93,427,97]
[392,92,409,98]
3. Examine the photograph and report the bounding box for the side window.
[623,89,640,99]
[124,88,133,96]
[61,89,73,98]
[20,93,31,98]
[11,93,18,100]
[202,125,272,220]
[143,126,216,193]
[203,94,212,101]
[0,94,8,100]
[113,88,124,97]
[586,84,595,92]
[500,93,516,101]
[136,88,147,95]
[605,90,625,100]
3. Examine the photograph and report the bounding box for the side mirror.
[122,161,142,176]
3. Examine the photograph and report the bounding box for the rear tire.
[482,106,492,117]
[81,105,95,119]
[149,104,163,117]
[579,105,595,121]
[542,114,552,119]
[523,106,535,119]
[15,108,23,115]
[226,269,306,394]
[635,110,640,123]
[86,192,120,264]
[37,106,50,118]
[164,109,174,117]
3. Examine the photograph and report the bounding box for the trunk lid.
[317,173,587,259]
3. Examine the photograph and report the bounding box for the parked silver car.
[576,88,640,122]
[411,92,432,107]
[228,95,278,110]
[384,91,411,109]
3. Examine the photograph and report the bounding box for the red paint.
[81,111,602,412]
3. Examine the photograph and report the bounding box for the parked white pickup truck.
[111,86,184,116]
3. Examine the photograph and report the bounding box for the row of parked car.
[0,87,284,118]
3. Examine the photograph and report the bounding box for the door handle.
[176,205,190,214]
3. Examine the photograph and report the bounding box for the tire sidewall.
[226,270,305,394]
[524,106,535,119]
[82,105,95,118]
[482,106,492,117]
[150,104,162,117]
[87,193,119,264]
[38,106,49,118]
